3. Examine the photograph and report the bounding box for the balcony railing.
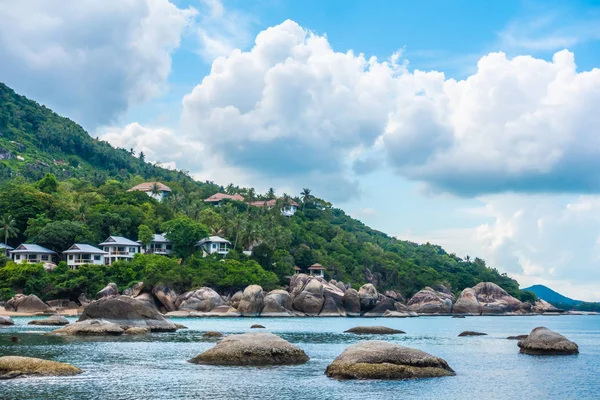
[107,251,130,256]
[71,259,94,264]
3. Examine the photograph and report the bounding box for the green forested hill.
[0,82,528,301]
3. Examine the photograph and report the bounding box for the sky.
[1,0,600,300]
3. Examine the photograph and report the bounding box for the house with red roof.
[128,182,172,202]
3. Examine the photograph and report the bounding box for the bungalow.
[128,182,172,202]
[204,192,245,206]
[139,233,173,255]
[294,266,302,274]
[197,236,231,256]
[248,198,299,216]
[0,242,13,256]
[308,263,325,278]
[10,244,56,264]
[99,236,141,265]
[63,244,107,269]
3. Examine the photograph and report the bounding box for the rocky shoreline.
[1,274,597,319]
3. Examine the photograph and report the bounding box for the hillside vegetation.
[0,82,528,302]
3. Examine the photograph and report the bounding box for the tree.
[38,173,59,193]
[162,216,209,258]
[150,182,161,198]
[198,209,225,236]
[138,224,154,250]
[33,220,95,253]
[0,214,19,256]
[266,188,276,200]
[139,151,145,163]
[301,188,311,211]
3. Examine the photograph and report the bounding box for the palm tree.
[0,214,19,256]
[247,188,256,204]
[266,188,276,200]
[74,203,87,222]
[464,255,471,263]
[150,182,161,198]
[300,188,311,211]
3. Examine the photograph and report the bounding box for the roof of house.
[248,198,299,207]
[294,266,302,271]
[308,263,325,270]
[204,193,245,203]
[99,236,141,246]
[128,182,172,193]
[0,243,14,250]
[11,244,56,254]
[63,244,108,254]
[197,236,231,246]
[137,233,170,244]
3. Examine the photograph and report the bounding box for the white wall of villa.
[99,236,141,265]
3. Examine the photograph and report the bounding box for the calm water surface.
[1,315,599,399]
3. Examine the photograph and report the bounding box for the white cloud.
[0,0,197,129]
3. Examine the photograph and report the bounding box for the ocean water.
[1,315,599,400]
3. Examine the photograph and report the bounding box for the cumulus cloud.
[0,0,197,129]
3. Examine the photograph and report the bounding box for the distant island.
[524,285,600,312]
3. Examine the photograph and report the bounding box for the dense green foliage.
[0,81,530,302]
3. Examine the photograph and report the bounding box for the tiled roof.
[11,244,55,254]
[204,193,245,202]
[248,198,299,207]
[308,263,325,270]
[99,236,141,246]
[63,244,108,254]
[128,182,172,192]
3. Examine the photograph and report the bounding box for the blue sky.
[2,0,600,300]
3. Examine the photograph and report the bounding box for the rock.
[320,280,346,316]
[472,282,522,315]
[532,299,563,314]
[345,326,405,334]
[5,294,53,313]
[458,331,487,337]
[261,290,294,317]
[289,274,312,297]
[189,332,309,365]
[383,310,411,318]
[79,295,177,332]
[28,315,69,326]
[203,331,224,338]
[292,279,324,316]
[97,283,118,299]
[507,335,528,340]
[178,287,227,312]
[164,310,191,317]
[124,327,150,335]
[358,284,378,313]
[237,285,265,316]
[325,341,455,380]
[47,299,78,309]
[51,319,124,335]
[363,295,397,317]
[453,288,481,315]
[134,292,159,308]
[0,316,14,326]
[152,284,178,312]
[174,323,187,329]
[251,324,265,329]
[518,327,579,355]
[230,291,243,309]
[407,287,454,314]
[335,281,347,293]
[342,289,361,316]
[78,293,90,308]
[0,356,82,379]
[383,290,405,303]
[452,315,466,318]
[122,282,144,297]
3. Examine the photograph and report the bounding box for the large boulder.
[383,290,405,303]
[237,285,265,316]
[358,284,378,313]
[363,294,397,317]
[325,341,455,380]
[78,293,90,308]
[292,279,324,315]
[51,319,124,335]
[407,287,454,314]
[0,316,14,326]
[121,282,144,297]
[320,280,346,316]
[453,288,481,315]
[0,356,82,379]
[518,327,579,355]
[532,299,563,314]
[289,274,312,297]
[28,315,70,326]
[345,326,405,334]
[261,290,294,317]
[342,289,361,316]
[178,287,226,312]
[97,283,118,299]
[189,332,309,365]
[472,282,522,315]
[152,284,178,312]
[5,294,53,314]
[79,295,177,332]
[229,291,243,309]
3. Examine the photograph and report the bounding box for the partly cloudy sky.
[2,0,600,300]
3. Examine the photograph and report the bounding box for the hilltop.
[524,284,600,312]
[0,82,529,302]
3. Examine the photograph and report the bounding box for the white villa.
[308,263,325,278]
[139,233,173,255]
[197,236,231,256]
[204,192,245,206]
[128,182,172,202]
[0,242,13,256]
[99,236,141,265]
[10,244,56,264]
[63,244,108,269]
[248,198,299,217]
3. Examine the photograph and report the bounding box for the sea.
[1,315,599,400]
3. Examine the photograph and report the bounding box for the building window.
[212,243,217,249]
[15,255,20,260]
[41,255,49,261]
[166,244,173,250]
[129,247,136,253]
[69,255,74,260]
[94,255,101,261]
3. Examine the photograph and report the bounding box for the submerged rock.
[0,356,82,379]
[345,326,405,334]
[5,294,53,314]
[97,283,119,299]
[51,319,124,335]
[28,315,69,326]
[325,341,455,380]
[0,316,14,326]
[518,327,579,355]
[237,285,265,316]
[189,332,309,365]
[250,324,265,329]
[458,331,487,337]
[203,331,224,338]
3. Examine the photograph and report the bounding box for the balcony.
[107,251,130,256]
